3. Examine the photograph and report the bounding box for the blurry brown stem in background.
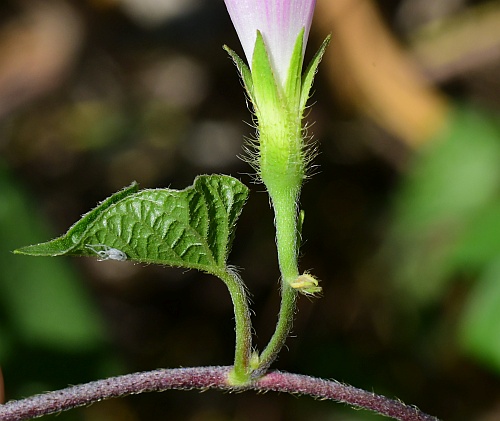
[410,1,500,83]
[314,0,449,148]
[0,366,439,421]
[0,0,84,118]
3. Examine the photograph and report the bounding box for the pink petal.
[224,0,316,86]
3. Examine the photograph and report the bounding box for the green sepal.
[223,45,254,102]
[251,31,283,117]
[284,28,305,111]
[299,34,331,114]
[15,175,249,275]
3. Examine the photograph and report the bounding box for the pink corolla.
[224,0,316,88]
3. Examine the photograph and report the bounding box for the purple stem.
[0,366,439,421]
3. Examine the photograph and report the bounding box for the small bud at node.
[290,273,322,297]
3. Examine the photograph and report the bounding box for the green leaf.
[300,35,331,114]
[15,175,249,275]
[14,182,140,257]
[224,45,254,102]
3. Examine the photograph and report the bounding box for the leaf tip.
[13,243,47,256]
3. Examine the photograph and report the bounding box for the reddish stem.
[0,366,439,421]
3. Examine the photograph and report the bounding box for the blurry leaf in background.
[450,199,500,271]
[0,163,104,350]
[0,162,120,401]
[384,105,500,304]
[382,103,500,376]
[459,259,500,373]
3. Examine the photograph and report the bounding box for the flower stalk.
[217,268,253,385]
[224,0,330,378]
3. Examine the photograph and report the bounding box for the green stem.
[254,189,300,377]
[272,189,301,282]
[254,283,296,377]
[219,268,253,385]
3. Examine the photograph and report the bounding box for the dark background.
[1,0,500,420]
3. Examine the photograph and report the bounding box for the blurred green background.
[1,0,500,420]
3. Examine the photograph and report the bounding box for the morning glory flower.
[223,0,316,89]
[224,0,329,183]
[223,1,328,362]
[223,0,329,298]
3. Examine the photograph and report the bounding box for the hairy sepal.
[223,45,254,102]
[284,28,305,116]
[250,31,304,194]
[251,31,284,126]
[300,35,331,113]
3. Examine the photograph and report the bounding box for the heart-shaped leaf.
[15,175,249,275]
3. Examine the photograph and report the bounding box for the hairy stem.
[254,283,296,377]
[271,188,301,283]
[255,189,300,376]
[218,269,253,383]
[0,366,440,421]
